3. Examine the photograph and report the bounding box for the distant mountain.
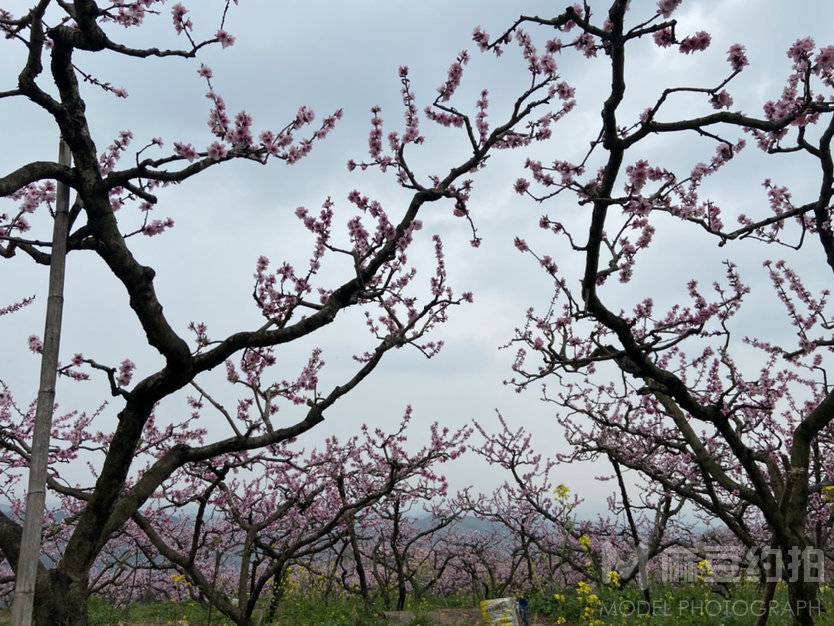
[414,514,501,534]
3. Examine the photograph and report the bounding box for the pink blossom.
[679,31,711,54]
[143,217,175,236]
[0,296,34,317]
[425,107,464,128]
[727,44,749,71]
[171,3,191,34]
[816,45,834,71]
[546,39,562,54]
[711,89,733,110]
[367,106,384,159]
[475,90,489,144]
[653,28,675,48]
[787,37,815,64]
[437,51,469,101]
[657,0,682,17]
[555,82,575,101]
[173,142,198,161]
[28,335,43,354]
[295,106,315,127]
[473,26,490,51]
[215,30,235,48]
[514,178,530,195]
[117,360,136,387]
[207,142,228,160]
[574,33,597,58]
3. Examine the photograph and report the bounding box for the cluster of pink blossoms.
[679,31,711,54]
[0,296,34,318]
[99,130,134,176]
[657,0,683,18]
[437,51,469,102]
[171,3,192,34]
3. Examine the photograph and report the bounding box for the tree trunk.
[346,519,371,607]
[264,578,280,625]
[755,580,777,626]
[395,574,407,612]
[755,546,778,626]
[780,436,822,625]
[779,532,821,625]
[611,458,652,611]
[34,570,89,626]
[206,550,222,626]
[787,576,819,626]
[389,498,407,611]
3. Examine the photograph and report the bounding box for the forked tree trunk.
[44,571,89,626]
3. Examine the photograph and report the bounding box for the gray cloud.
[3,0,834,514]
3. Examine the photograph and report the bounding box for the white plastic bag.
[479,597,522,626]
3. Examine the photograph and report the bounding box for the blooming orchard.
[2,2,834,626]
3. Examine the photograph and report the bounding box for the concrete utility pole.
[11,138,72,626]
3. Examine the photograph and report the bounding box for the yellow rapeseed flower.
[697,559,713,579]
[608,569,621,588]
[579,534,593,552]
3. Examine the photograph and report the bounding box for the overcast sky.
[3,0,834,513]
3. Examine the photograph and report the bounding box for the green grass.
[1,583,832,625]
[526,581,834,626]
[83,594,389,625]
[87,597,235,625]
